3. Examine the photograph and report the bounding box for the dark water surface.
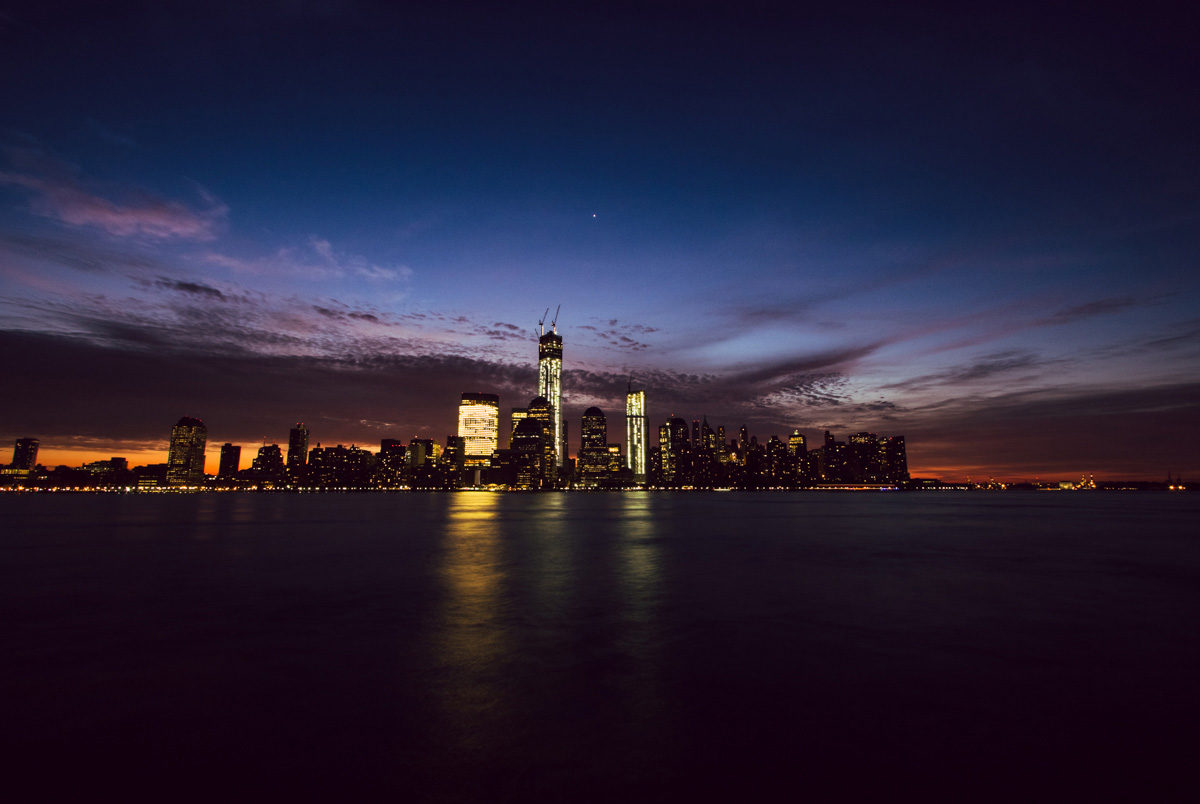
[5,492,1200,800]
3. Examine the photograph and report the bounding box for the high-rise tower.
[287,423,309,475]
[458,392,500,467]
[11,438,39,471]
[527,396,557,486]
[625,386,646,484]
[537,309,563,468]
[166,416,207,486]
[580,407,608,488]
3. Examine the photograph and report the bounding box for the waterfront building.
[527,396,557,486]
[11,437,39,470]
[218,443,241,478]
[537,324,564,468]
[287,423,309,474]
[251,444,285,481]
[509,408,528,448]
[884,436,909,482]
[625,387,647,484]
[659,417,691,487]
[458,393,500,467]
[443,435,466,471]
[511,417,546,490]
[407,438,438,468]
[166,417,207,486]
[306,444,374,487]
[579,407,609,488]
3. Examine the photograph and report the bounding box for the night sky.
[1,1,1197,480]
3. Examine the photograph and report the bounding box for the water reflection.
[432,493,511,753]
[615,492,665,741]
[617,492,660,625]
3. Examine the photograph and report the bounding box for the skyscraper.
[510,417,546,490]
[509,408,528,448]
[11,437,39,470]
[287,423,309,474]
[659,417,691,487]
[166,417,207,486]
[625,387,646,484]
[538,324,563,467]
[458,392,500,467]
[579,407,608,488]
[251,444,285,480]
[527,396,557,486]
[884,436,909,483]
[218,443,241,478]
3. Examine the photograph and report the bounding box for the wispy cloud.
[0,145,226,241]
[204,235,411,282]
[1036,296,1144,326]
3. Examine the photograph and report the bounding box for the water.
[5,492,1199,800]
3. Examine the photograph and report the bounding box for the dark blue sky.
[2,1,1198,478]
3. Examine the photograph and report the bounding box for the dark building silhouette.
[11,437,38,470]
[407,439,437,468]
[509,407,528,449]
[287,423,309,475]
[579,407,609,488]
[511,417,547,490]
[527,396,557,487]
[251,444,285,481]
[166,417,207,486]
[659,417,692,487]
[218,443,241,479]
[307,444,374,487]
[884,436,909,482]
[789,430,809,485]
[443,435,466,472]
[377,439,406,485]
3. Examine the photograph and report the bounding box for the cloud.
[0,231,170,275]
[880,350,1050,392]
[204,236,411,282]
[1036,296,1143,326]
[154,277,225,300]
[0,146,226,241]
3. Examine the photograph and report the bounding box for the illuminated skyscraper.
[538,324,563,467]
[287,423,309,474]
[625,387,646,484]
[458,392,500,467]
[166,416,207,486]
[11,437,39,470]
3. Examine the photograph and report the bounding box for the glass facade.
[166,416,207,486]
[625,389,646,483]
[538,332,563,467]
[458,393,500,467]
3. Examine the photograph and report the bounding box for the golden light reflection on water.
[617,492,660,623]
[438,492,506,658]
[433,492,511,744]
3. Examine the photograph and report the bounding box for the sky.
[1,1,1198,480]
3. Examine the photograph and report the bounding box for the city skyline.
[2,3,1198,481]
